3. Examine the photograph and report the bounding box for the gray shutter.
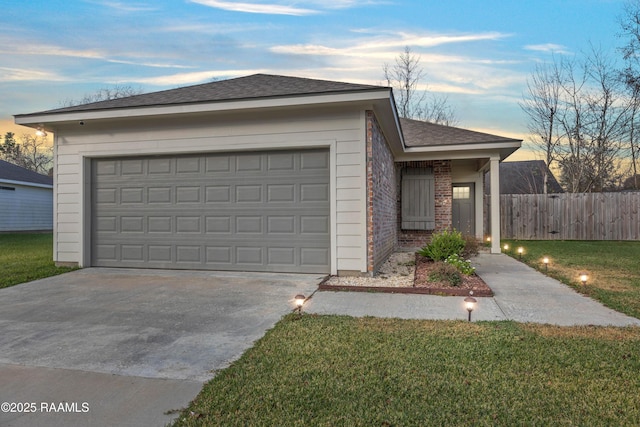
[401,168,435,230]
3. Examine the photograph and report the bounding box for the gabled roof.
[16,74,386,117]
[485,160,564,194]
[400,117,520,147]
[0,159,53,187]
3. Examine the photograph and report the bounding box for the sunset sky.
[1,0,629,160]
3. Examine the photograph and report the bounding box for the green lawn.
[0,233,76,289]
[173,316,640,426]
[501,240,640,320]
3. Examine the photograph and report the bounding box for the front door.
[452,183,475,236]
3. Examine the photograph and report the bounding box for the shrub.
[418,229,465,261]
[444,253,475,275]
[428,262,462,286]
[461,235,479,259]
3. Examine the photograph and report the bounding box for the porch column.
[490,156,501,254]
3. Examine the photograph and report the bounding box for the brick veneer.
[366,111,397,273]
[397,160,452,249]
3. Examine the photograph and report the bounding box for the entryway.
[452,183,475,236]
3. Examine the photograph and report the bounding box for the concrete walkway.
[307,253,640,327]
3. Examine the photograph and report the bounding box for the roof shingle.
[400,117,520,147]
[0,160,53,186]
[19,74,386,117]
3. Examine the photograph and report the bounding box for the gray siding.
[0,183,53,231]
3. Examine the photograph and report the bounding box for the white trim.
[0,178,52,189]
[396,144,520,162]
[329,140,338,275]
[16,91,391,126]
[359,110,369,273]
[52,134,58,262]
[490,156,501,254]
[80,140,339,273]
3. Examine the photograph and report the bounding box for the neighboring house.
[484,160,564,194]
[15,74,520,275]
[0,159,53,232]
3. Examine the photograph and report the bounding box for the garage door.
[91,149,330,273]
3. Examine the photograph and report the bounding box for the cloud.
[106,59,196,69]
[188,0,318,16]
[83,0,158,12]
[271,30,509,56]
[524,43,570,54]
[0,67,67,82]
[130,69,266,86]
[0,43,105,60]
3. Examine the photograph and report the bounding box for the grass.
[173,316,640,426]
[0,233,76,289]
[501,240,640,320]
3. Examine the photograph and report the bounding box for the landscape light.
[294,294,306,314]
[517,247,524,259]
[543,256,549,271]
[486,236,491,242]
[503,243,509,251]
[464,291,477,322]
[580,273,588,285]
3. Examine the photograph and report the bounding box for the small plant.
[461,235,479,258]
[428,261,462,286]
[418,229,465,261]
[444,253,475,275]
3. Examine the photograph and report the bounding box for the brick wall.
[397,159,452,248]
[366,111,397,273]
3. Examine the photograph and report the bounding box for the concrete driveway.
[0,268,322,427]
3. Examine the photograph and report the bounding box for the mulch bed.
[413,254,493,297]
[318,254,494,297]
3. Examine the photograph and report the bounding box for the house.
[0,159,53,232]
[484,160,563,194]
[14,74,521,275]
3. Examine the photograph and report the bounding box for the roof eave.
[14,89,392,128]
[0,178,53,189]
[396,140,521,162]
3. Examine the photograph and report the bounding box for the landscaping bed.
[319,251,493,297]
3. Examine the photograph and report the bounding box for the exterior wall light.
[543,256,549,271]
[464,291,477,322]
[517,247,524,259]
[580,273,588,285]
[35,127,47,137]
[294,294,306,314]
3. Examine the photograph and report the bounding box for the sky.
[0,0,631,160]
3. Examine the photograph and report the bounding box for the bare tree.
[618,0,640,188]
[0,132,51,174]
[384,46,458,125]
[520,60,565,193]
[60,84,144,107]
[522,48,632,193]
[17,134,53,174]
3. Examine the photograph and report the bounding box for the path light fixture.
[464,291,477,322]
[517,247,524,259]
[486,236,491,243]
[294,294,306,314]
[580,273,588,286]
[503,243,509,251]
[543,256,549,271]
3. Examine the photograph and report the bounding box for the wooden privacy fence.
[486,192,640,240]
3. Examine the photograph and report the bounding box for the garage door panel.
[92,149,330,273]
